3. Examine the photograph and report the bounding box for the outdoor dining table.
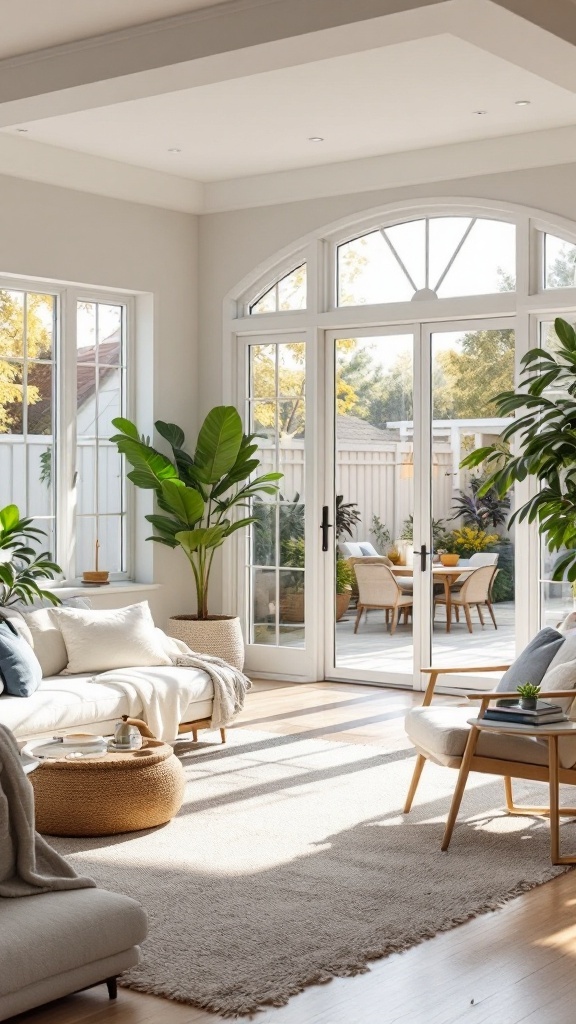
[391,564,475,633]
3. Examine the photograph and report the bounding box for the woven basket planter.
[336,589,352,621]
[31,740,185,837]
[279,591,305,624]
[167,615,245,671]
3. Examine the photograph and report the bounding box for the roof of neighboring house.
[8,337,121,436]
[336,414,401,443]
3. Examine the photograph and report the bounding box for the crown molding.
[203,125,576,212]
[0,133,203,212]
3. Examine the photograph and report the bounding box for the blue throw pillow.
[496,627,565,703]
[0,617,42,697]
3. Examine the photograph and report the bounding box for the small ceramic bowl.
[439,553,460,567]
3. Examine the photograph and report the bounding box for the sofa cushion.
[55,602,172,674]
[0,888,147,997]
[0,619,42,698]
[18,599,93,678]
[0,674,144,739]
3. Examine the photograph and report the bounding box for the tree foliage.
[0,291,53,433]
[461,317,576,581]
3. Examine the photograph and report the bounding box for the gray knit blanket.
[0,724,95,898]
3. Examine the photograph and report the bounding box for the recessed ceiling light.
[167,147,181,153]
[308,136,324,142]
[473,110,487,116]
[15,127,28,133]
[515,99,531,106]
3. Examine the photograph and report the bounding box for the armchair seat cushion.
[405,706,553,767]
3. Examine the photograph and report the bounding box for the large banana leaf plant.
[111,406,282,619]
[0,504,62,606]
[461,316,576,581]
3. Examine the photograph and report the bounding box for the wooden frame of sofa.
[403,665,576,863]
[178,717,226,743]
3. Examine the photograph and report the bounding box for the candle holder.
[82,540,109,585]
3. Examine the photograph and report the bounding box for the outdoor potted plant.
[0,504,62,607]
[111,407,282,669]
[335,558,354,620]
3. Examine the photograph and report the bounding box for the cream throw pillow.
[20,598,92,677]
[55,602,172,675]
[19,607,68,677]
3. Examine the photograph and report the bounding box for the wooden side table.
[442,717,576,865]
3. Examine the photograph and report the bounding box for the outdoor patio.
[333,594,573,676]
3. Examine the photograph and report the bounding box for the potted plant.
[279,537,305,623]
[335,558,354,620]
[111,407,282,669]
[516,683,541,711]
[0,504,62,607]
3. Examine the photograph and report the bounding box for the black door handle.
[320,506,333,552]
[413,544,431,572]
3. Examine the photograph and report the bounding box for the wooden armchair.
[404,665,576,864]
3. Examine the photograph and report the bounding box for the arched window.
[337,217,516,305]
[544,233,576,289]
[249,263,307,314]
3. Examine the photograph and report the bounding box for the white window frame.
[1,275,135,582]
[223,197,576,684]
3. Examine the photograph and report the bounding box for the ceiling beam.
[0,0,448,127]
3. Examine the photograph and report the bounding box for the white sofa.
[0,601,217,743]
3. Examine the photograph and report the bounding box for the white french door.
[323,317,519,690]
[239,316,528,688]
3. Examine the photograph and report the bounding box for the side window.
[75,301,127,576]
[249,264,307,314]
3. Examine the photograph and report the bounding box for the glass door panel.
[538,318,574,631]
[329,330,422,685]
[428,322,517,677]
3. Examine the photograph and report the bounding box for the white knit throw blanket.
[0,724,95,898]
[95,630,252,741]
[172,650,252,729]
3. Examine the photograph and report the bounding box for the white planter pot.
[167,615,245,672]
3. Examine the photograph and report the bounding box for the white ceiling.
[0,0,231,59]
[0,0,575,212]
[10,34,576,183]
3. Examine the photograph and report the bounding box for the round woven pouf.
[167,614,245,671]
[30,740,185,837]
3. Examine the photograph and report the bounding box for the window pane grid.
[0,288,56,548]
[247,340,306,649]
[76,300,127,576]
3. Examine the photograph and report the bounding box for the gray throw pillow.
[0,618,43,697]
[496,627,565,702]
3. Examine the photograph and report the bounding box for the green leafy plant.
[335,495,361,541]
[111,407,282,619]
[336,557,354,594]
[371,515,391,553]
[449,526,499,558]
[516,683,541,700]
[450,476,510,529]
[0,504,61,606]
[461,317,576,582]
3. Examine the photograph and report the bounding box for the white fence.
[262,439,456,546]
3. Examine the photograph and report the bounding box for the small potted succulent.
[516,682,541,711]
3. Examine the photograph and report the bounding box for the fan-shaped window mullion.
[379,229,418,294]
[432,218,476,294]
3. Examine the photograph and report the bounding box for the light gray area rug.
[53,729,571,1017]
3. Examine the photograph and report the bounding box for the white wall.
[0,172,198,625]
[197,159,576,611]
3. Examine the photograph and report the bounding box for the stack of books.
[484,700,567,726]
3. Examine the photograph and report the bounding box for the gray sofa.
[0,881,147,1019]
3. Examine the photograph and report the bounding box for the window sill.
[51,582,163,598]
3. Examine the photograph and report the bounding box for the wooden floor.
[18,681,576,1024]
